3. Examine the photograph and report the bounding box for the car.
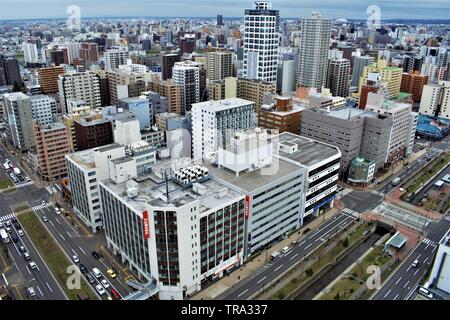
[86,273,95,284]
[292,240,298,246]
[5,227,11,233]
[72,255,79,263]
[92,267,102,278]
[5,221,11,227]
[11,217,17,223]
[29,262,37,270]
[92,251,100,260]
[101,279,110,289]
[412,259,419,268]
[11,234,18,243]
[26,287,36,297]
[399,188,405,192]
[418,287,433,299]
[41,200,46,205]
[42,216,48,223]
[282,246,290,254]
[0,222,3,228]
[23,252,30,261]
[55,208,61,215]
[14,222,21,229]
[107,269,117,279]
[19,245,26,252]
[25,177,31,182]
[78,264,87,274]
[95,285,106,295]
[111,289,121,300]
[18,175,25,182]
[17,229,24,237]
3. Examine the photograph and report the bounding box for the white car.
[101,279,110,289]
[55,208,61,215]
[18,229,24,237]
[72,255,79,263]
[282,246,290,254]
[95,284,106,295]
[29,262,37,270]
[27,287,36,297]
[418,287,433,299]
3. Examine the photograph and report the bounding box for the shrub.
[305,268,314,277]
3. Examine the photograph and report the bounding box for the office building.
[217,14,223,26]
[162,53,180,81]
[39,66,65,94]
[419,81,450,120]
[400,71,428,103]
[205,51,233,81]
[107,69,147,106]
[259,96,302,134]
[118,97,152,130]
[297,12,332,91]
[140,91,169,116]
[347,157,376,185]
[172,61,200,115]
[351,56,375,87]
[208,80,226,101]
[243,1,280,83]
[326,58,351,97]
[104,46,130,71]
[148,76,183,115]
[192,98,256,161]
[33,121,71,181]
[58,72,102,113]
[22,42,39,64]
[428,229,450,295]
[79,43,99,65]
[74,118,114,151]
[1,56,23,87]
[30,95,56,125]
[3,92,34,152]
[235,78,276,113]
[63,110,103,152]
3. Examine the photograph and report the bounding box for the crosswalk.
[15,181,34,188]
[32,202,53,211]
[342,208,361,219]
[0,213,16,223]
[371,190,385,197]
[422,238,437,247]
[444,216,450,222]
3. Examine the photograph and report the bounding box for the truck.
[391,177,402,186]
[3,162,9,171]
[13,167,21,175]
[0,228,10,244]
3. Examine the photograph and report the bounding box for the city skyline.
[0,0,449,20]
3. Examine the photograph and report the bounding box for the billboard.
[143,210,150,239]
[245,195,250,220]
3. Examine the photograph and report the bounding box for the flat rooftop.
[275,132,341,167]
[192,98,255,112]
[67,143,123,169]
[101,175,243,214]
[204,157,302,193]
[308,106,377,120]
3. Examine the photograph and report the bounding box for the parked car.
[282,246,290,254]
[107,269,117,279]
[92,251,100,260]
[111,289,121,300]
[79,264,88,274]
[11,234,18,243]
[55,208,61,215]
[42,216,48,223]
[418,287,433,299]
[23,252,30,261]
[86,273,95,284]
[14,222,21,229]
[26,287,36,297]
[412,259,419,268]
[101,279,110,289]
[17,229,24,237]
[95,285,106,295]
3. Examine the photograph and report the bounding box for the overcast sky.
[0,0,449,20]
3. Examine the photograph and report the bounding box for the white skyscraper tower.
[243,1,280,83]
[297,12,332,92]
[104,46,130,71]
[22,42,39,64]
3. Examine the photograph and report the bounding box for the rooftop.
[192,98,255,112]
[275,132,341,168]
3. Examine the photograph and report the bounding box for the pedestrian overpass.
[122,279,159,300]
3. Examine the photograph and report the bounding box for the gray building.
[351,56,375,87]
[140,91,169,116]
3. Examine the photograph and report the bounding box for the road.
[219,212,357,300]
[372,212,450,300]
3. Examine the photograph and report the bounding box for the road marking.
[71,248,77,255]
[384,289,391,298]
[289,253,299,261]
[55,218,61,225]
[394,294,399,300]
[395,277,402,285]
[59,233,65,241]
[257,276,267,284]
[26,266,31,275]
[284,251,292,256]
[37,286,43,296]
[274,264,284,272]
[423,257,429,264]
[46,282,53,293]
[2,273,8,286]
[403,281,410,289]
[78,246,86,255]
[66,230,72,238]
[304,243,313,250]
[432,246,438,253]
[237,289,249,298]
[299,241,306,246]
[414,268,420,276]
[49,220,55,227]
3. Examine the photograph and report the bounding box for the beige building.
[357,59,402,100]
[107,69,149,105]
[208,80,226,101]
[205,51,233,81]
[58,72,102,113]
[33,121,71,181]
[148,75,183,115]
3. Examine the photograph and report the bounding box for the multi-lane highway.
[219,212,358,300]
[372,212,450,300]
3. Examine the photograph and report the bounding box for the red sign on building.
[245,195,250,220]
[143,210,150,239]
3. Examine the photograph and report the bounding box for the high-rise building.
[50,49,66,66]
[217,14,223,26]
[1,56,23,87]
[400,71,428,102]
[243,1,280,83]
[192,98,256,161]
[33,121,71,181]
[3,92,35,152]
[205,51,233,81]
[208,80,226,101]
[104,46,130,71]
[39,66,65,94]
[179,33,196,54]
[351,56,375,87]
[58,72,102,113]
[118,97,152,130]
[326,58,351,97]
[297,12,332,91]
[148,76,183,115]
[74,118,114,151]
[236,78,276,113]
[172,61,200,115]
[30,95,56,125]
[106,69,147,105]
[161,53,181,81]
[419,81,450,120]
[80,43,99,65]
[22,42,39,64]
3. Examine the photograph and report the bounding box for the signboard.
[245,195,250,220]
[143,210,150,240]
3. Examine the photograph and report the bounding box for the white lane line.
[26,266,31,276]
[304,243,313,250]
[37,286,43,296]
[49,220,55,227]
[78,246,86,255]
[237,289,249,298]
[71,248,77,255]
[55,218,61,225]
[406,265,412,272]
[59,233,65,241]
[284,251,292,257]
[257,276,267,284]
[403,281,410,289]
[274,264,284,272]
[46,282,53,293]
[394,294,399,300]
[432,246,437,253]
[395,277,402,285]
[414,268,420,276]
[66,230,72,238]
[2,273,9,286]
[299,241,306,246]
[423,257,429,264]
[289,253,299,261]
[384,289,391,298]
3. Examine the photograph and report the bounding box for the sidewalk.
[190,208,340,300]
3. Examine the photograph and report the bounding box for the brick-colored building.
[74,118,114,151]
[359,84,378,109]
[148,75,183,115]
[33,121,71,181]
[400,71,428,102]
[259,96,302,134]
[38,66,65,94]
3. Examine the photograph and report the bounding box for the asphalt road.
[372,213,450,300]
[219,212,357,300]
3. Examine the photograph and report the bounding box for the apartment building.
[326,58,351,97]
[259,96,303,134]
[400,71,428,102]
[30,95,56,125]
[419,81,450,120]
[38,66,65,94]
[74,118,114,151]
[58,72,102,113]
[172,61,200,115]
[205,51,233,81]
[104,46,130,71]
[147,75,183,115]
[208,80,226,101]
[162,53,181,81]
